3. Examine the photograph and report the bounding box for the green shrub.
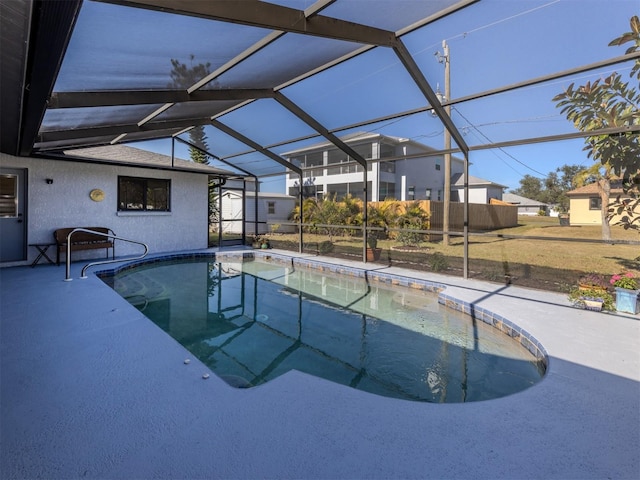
[318,240,334,254]
[397,223,424,246]
[430,252,449,272]
[396,201,429,246]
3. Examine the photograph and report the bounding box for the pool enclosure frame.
[1,0,638,277]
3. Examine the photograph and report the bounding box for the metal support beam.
[254,179,259,242]
[274,93,367,168]
[393,39,468,156]
[174,136,255,177]
[242,179,247,245]
[363,169,368,263]
[298,173,304,254]
[463,151,470,279]
[18,0,83,156]
[48,89,275,108]
[37,117,214,143]
[210,119,302,176]
[99,0,397,46]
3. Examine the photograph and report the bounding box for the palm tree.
[289,197,320,232]
[368,199,401,239]
[313,195,347,241]
[341,194,363,237]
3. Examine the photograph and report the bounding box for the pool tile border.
[97,250,548,367]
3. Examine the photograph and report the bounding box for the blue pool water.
[101,256,545,403]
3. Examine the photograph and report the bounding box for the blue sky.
[130,0,638,193]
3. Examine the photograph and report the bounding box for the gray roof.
[502,193,549,207]
[246,191,296,199]
[451,173,507,189]
[62,144,235,176]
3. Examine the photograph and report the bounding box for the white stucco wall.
[1,153,209,267]
[394,153,464,202]
[229,193,296,235]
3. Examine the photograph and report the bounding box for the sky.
[115,0,639,194]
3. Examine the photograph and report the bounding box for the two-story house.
[284,132,466,202]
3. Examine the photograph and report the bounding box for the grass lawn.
[443,216,640,273]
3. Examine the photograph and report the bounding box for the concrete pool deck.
[1,248,639,479]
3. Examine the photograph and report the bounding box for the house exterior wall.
[457,187,485,204]
[569,196,605,225]
[1,153,208,267]
[225,192,297,235]
[395,157,448,201]
[517,205,545,216]
[569,194,639,225]
[258,196,297,234]
[455,185,503,204]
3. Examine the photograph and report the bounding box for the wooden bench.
[54,227,115,266]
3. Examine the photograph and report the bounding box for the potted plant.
[568,286,614,312]
[582,296,605,312]
[366,235,381,261]
[250,235,262,249]
[558,212,570,226]
[610,272,639,314]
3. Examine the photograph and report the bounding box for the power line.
[450,0,562,42]
[415,0,562,56]
[452,106,548,177]
[457,125,527,178]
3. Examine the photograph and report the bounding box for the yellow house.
[567,183,637,225]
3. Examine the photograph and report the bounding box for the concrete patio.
[1,249,638,479]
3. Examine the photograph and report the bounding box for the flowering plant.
[610,272,638,290]
[578,272,608,289]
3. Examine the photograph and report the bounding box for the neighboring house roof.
[451,173,508,190]
[61,144,235,176]
[502,193,549,207]
[281,131,447,157]
[566,182,625,196]
[282,132,406,156]
[246,191,296,199]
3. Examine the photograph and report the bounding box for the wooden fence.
[427,201,518,231]
[369,200,518,233]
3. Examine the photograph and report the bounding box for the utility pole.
[440,40,451,246]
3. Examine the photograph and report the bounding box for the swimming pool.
[100,252,546,403]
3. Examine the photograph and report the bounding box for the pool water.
[103,257,545,403]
